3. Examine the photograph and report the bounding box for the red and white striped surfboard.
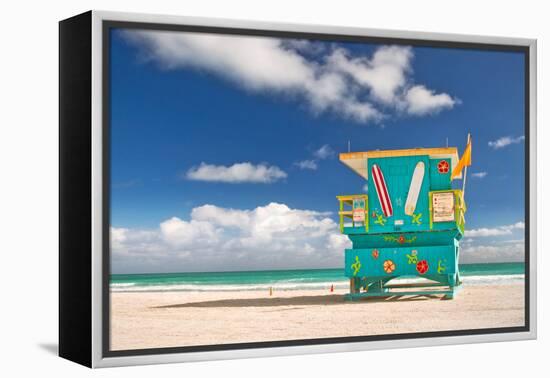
[372,164,393,217]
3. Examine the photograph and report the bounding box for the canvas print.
[108,26,527,352]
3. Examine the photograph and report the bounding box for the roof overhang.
[339,147,461,180]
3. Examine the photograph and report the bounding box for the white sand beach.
[110,283,525,351]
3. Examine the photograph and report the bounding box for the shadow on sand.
[154,294,439,309]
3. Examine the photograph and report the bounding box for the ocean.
[110,262,525,292]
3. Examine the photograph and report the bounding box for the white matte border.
[90,10,537,368]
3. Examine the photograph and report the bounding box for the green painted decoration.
[437,259,447,274]
[411,212,422,225]
[373,210,387,226]
[383,234,417,244]
[351,256,361,276]
[406,250,418,264]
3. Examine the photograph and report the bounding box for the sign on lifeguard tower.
[337,137,472,300]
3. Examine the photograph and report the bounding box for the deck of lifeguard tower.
[337,147,467,300]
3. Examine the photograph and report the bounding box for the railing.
[339,190,466,235]
[336,194,368,233]
[455,190,467,234]
[428,189,467,234]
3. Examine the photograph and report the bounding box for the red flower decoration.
[372,249,379,259]
[437,160,449,173]
[416,260,429,274]
[398,235,405,244]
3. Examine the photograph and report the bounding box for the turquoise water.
[459,262,524,276]
[111,262,524,292]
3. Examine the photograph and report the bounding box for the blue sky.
[109,28,526,273]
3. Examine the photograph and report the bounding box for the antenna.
[446,137,448,147]
[348,140,351,152]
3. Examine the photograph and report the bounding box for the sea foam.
[110,274,524,293]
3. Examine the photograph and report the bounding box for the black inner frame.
[102,20,531,358]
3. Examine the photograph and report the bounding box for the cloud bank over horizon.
[111,202,524,273]
[122,30,458,124]
[465,222,524,238]
[111,202,350,273]
[460,239,524,264]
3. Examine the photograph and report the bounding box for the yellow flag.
[451,138,472,179]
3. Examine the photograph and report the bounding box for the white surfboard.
[405,161,425,216]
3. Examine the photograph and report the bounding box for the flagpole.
[461,133,471,199]
[460,133,471,225]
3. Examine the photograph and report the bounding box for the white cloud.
[313,144,334,160]
[488,135,525,149]
[327,233,352,251]
[127,30,311,91]
[191,204,251,228]
[471,171,488,178]
[501,222,525,231]
[186,162,287,183]
[111,227,128,247]
[280,39,326,55]
[404,85,456,115]
[460,241,524,263]
[340,100,382,122]
[327,47,457,116]
[294,144,334,170]
[111,202,350,273]
[160,217,219,246]
[294,159,318,170]
[123,30,457,123]
[110,227,164,258]
[500,239,526,244]
[327,46,412,104]
[465,222,524,237]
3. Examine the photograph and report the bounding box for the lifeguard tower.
[337,141,471,300]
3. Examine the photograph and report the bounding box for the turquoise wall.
[368,155,432,234]
[344,243,458,278]
[429,158,452,190]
